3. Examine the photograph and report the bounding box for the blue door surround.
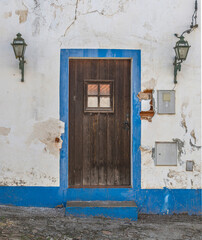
[0,49,201,215]
[60,49,141,197]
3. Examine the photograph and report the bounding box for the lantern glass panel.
[13,44,24,58]
[175,47,179,59]
[178,46,189,60]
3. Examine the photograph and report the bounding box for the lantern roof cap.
[11,33,27,46]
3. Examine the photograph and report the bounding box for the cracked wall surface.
[0,0,201,188]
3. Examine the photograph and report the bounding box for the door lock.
[122,114,130,130]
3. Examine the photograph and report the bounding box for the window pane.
[100,84,110,95]
[88,97,98,108]
[100,97,110,108]
[88,84,98,95]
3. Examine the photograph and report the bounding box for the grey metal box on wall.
[157,90,175,114]
[155,142,177,166]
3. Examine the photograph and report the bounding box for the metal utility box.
[155,142,177,166]
[186,161,194,171]
[157,90,175,114]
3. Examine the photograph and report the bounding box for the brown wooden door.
[69,59,131,187]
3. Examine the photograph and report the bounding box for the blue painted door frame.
[60,49,141,201]
[0,49,200,215]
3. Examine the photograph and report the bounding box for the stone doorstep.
[66,201,137,208]
[65,201,138,221]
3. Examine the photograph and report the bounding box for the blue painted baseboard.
[0,187,201,215]
[0,187,62,208]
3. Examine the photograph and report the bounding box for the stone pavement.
[0,205,201,240]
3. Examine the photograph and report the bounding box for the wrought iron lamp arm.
[173,0,198,84]
[19,57,25,82]
[173,57,183,84]
[174,0,198,39]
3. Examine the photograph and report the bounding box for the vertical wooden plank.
[90,113,99,186]
[98,60,108,185]
[120,60,127,186]
[82,60,92,186]
[74,60,83,186]
[116,60,125,185]
[90,60,99,185]
[68,60,76,186]
[123,60,131,185]
[106,60,116,186]
[127,60,131,185]
[83,114,91,185]
[98,113,107,185]
[113,60,120,185]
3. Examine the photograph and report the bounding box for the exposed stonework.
[15,10,28,23]
[28,118,65,157]
[137,89,154,122]
[0,127,10,136]
[4,12,12,18]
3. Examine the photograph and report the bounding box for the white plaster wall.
[0,0,201,188]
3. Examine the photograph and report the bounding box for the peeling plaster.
[189,139,201,150]
[50,3,63,12]
[172,138,185,165]
[190,130,196,144]
[33,0,40,10]
[0,127,10,136]
[193,163,200,173]
[143,22,152,31]
[62,0,79,38]
[167,170,187,188]
[181,113,188,133]
[79,0,128,17]
[31,0,46,36]
[137,89,154,122]
[59,0,129,46]
[32,17,40,36]
[180,103,188,133]
[27,118,65,157]
[4,12,12,18]
[142,78,157,89]
[139,145,152,153]
[15,10,28,23]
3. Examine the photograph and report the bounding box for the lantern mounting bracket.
[18,56,25,82]
[173,58,182,84]
[173,0,198,84]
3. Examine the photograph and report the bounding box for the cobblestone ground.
[0,206,201,240]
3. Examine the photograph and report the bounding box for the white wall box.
[157,90,175,114]
[155,142,177,166]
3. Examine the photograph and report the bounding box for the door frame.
[60,49,141,201]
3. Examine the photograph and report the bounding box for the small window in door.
[84,80,114,112]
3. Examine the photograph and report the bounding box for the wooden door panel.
[69,59,131,187]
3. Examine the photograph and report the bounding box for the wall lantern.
[11,33,27,82]
[173,0,198,84]
[173,35,191,84]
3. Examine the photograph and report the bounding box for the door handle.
[122,114,130,130]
